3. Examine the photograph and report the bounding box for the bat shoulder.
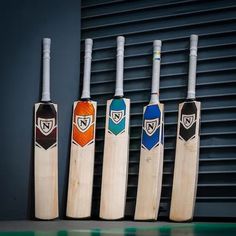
[34,103,57,113]
[179,100,201,109]
[144,102,164,113]
[90,100,97,106]
[122,98,130,103]
[107,98,130,107]
[74,100,97,106]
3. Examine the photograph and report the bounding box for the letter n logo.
[76,115,92,133]
[111,110,124,124]
[144,118,159,136]
[38,118,55,136]
[182,114,195,129]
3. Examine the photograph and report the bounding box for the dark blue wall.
[0,0,81,219]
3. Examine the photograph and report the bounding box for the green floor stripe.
[1,223,236,236]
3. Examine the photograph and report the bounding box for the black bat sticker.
[179,102,197,141]
[35,103,57,150]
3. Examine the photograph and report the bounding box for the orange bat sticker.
[73,101,95,147]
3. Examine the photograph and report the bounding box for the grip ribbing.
[150,40,162,103]
[114,36,125,97]
[41,38,51,102]
[81,38,93,99]
[187,34,198,100]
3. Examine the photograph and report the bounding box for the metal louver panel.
[81,0,236,219]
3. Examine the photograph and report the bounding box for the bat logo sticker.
[35,104,57,150]
[144,118,159,136]
[76,115,92,133]
[110,110,124,124]
[38,118,55,136]
[108,99,126,135]
[72,101,95,147]
[182,114,195,129]
[179,102,197,141]
[142,105,161,150]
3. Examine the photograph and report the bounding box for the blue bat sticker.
[142,104,162,150]
[108,99,126,135]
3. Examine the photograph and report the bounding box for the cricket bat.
[34,38,58,220]
[100,36,130,220]
[134,40,164,220]
[66,39,97,218]
[170,34,201,222]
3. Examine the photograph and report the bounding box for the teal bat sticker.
[108,99,126,135]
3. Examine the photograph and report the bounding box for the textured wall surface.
[0,0,81,219]
[81,0,236,219]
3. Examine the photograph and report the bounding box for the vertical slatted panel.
[81,0,236,219]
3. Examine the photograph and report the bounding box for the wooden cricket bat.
[134,40,164,220]
[34,38,58,220]
[170,35,201,222]
[100,36,130,220]
[66,39,97,218]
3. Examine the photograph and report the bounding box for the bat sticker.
[73,101,95,147]
[35,104,57,150]
[76,115,93,133]
[38,118,55,136]
[144,118,159,136]
[108,99,126,135]
[182,114,195,129]
[153,51,161,61]
[142,104,161,150]
[111,110,124,124]
[179,102,197,141]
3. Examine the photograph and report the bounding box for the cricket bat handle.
[150,40,162,104]
[115,36,125,97]
[41,38,51,102]
[187,34,198,100]
[81,38,93,99]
